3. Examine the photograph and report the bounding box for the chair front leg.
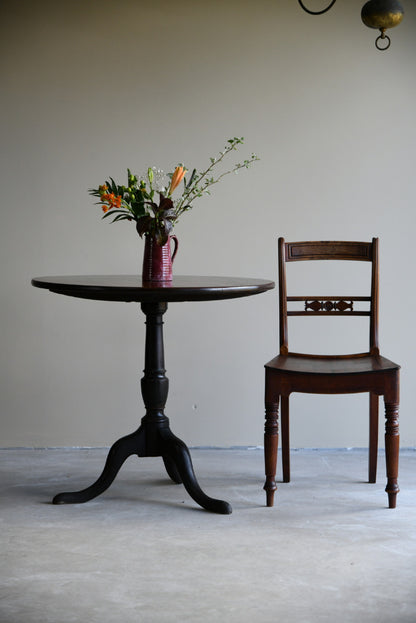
[264,399,279,507]
[384,398,400,509]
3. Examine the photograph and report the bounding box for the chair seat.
[265,353,400,376]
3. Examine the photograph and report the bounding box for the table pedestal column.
[53,301,232,514]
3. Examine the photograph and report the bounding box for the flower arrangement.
[89,137,259,245]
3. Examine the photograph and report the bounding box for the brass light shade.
[361,0,404,30]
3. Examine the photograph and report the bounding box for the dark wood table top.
[31,275,275,303]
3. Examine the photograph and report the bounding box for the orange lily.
[169,166,187,195]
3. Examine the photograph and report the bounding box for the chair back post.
[370,237,380,356]
[278,237,289,355]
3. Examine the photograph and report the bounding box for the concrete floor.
[1,447,415,623]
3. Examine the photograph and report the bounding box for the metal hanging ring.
[375,33,391,51]
[298,0,337,15]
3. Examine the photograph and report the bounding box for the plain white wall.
[1,0,415,448]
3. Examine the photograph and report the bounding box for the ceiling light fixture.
[298,0,404,50]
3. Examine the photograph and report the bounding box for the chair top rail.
[285,241,373,262]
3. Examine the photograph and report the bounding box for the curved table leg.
[162,455,183,484]
[161,429,232,514]
[53,429,143,504]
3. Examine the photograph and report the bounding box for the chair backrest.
[278,238,379,357]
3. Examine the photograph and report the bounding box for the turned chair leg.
[264,400,279,507]
[369,392,379,483]
[384,399,400,509]
[281,396,290,483]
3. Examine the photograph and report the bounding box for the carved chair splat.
[264,238,400,509]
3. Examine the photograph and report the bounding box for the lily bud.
[169,166,187,194]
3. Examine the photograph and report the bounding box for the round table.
[32,275,275,514]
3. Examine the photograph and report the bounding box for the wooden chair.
[264,238,400,508]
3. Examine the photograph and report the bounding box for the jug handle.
[171,235,179,264]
